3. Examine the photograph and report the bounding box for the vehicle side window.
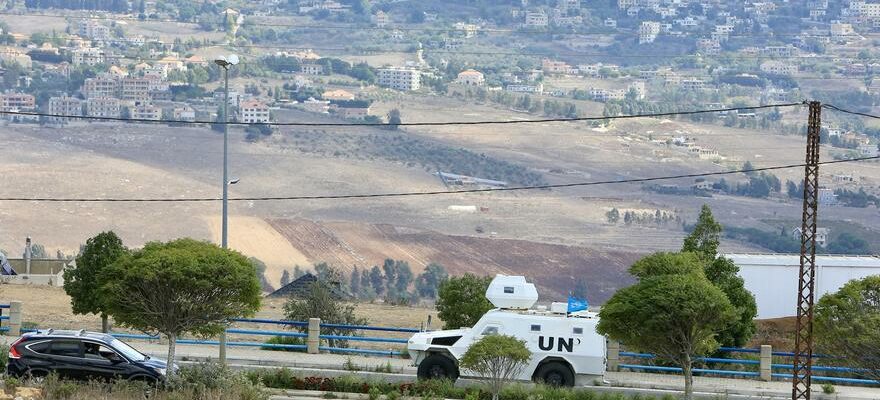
[26,341,50,354]
[86,344,123,362]
[49,340,82,358]
[481,326,499,335]
[573,327,584,335]
[530,324,541,332]
[504,286,515,294]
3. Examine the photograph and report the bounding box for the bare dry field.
[0,284,432,338]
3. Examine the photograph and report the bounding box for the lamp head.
[214,54,239,68]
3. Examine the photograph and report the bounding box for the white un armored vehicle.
[407,275,606,387]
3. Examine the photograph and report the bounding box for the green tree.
[350,267,361,297]
[827,233,871,254]
[415,263,448,299]
[249,256,270,290]
[605,208,620,223]
[815,276,880,381]
[682,205,757,347]
[436,274,494,329]
[459,335,531,400]
[63,231,128,333]
[280,269,291,287]
[283,282,368,347]
[682,205,722,258]
[99,239,261,376]
[598,252,736,400]
[387,108,401,130]
[370,265,385,296]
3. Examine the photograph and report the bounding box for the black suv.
[7,329,171,382]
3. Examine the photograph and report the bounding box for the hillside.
[267,218,640,303]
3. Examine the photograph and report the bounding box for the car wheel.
[417,354,459,381]
[534,361,575,387]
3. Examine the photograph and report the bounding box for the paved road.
[4,337,878,399]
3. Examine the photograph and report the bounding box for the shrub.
[0,344,8,370]
[3,376,19,395]
[261,335,306,351]
[822,383,835,394]
[460,335,531,400]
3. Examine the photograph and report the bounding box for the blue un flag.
[567,295,589,313]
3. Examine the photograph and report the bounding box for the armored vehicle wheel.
[534,361,575,387]
[417,354,459,381]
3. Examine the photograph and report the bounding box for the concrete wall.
[7,259,70,275]
[726,254,880,319]
[0,273,64,287]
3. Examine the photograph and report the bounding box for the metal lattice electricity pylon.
[792,101,822,400]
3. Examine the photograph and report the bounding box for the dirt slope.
[268,218,639,303]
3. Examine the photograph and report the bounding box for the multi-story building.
[639,21,661,44]
[239,99,271,123]
[373,11,390,27]
[697,38,721,55]
[831,23,856,38]
[0,93,35,112]
[78,20,111,41]
[121,77,152,102]
[542,59,570,75]
[377,68,421,91]
[83,77,119,99]
[301,63,324,75]
[679,78,706,90]
[524,10,549,28]
[86,97,121,118]
[456,69,485,86]
[47,96,83,122]
[760,61,798,75]
[72,47,104,66]
[762,45,799,57]
[131,104,162,121]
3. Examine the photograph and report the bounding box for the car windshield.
[109,338,146,362]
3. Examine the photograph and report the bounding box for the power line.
[1,155,876,203]
[822,104,880,120]
[0,102,802,127]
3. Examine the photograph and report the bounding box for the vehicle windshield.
[110,338,147,362]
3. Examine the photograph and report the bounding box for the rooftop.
[724,253,880,268]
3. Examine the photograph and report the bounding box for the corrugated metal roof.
[723,253,880,268]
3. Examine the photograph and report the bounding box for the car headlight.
[154,368,166,376]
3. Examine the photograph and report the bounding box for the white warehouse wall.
[724,254,880,319]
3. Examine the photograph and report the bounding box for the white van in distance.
[407,275,606,387]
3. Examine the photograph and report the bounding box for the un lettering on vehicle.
[538,336,580,353]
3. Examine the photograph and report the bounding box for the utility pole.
[792,101,821,400]
[214,54,238,366]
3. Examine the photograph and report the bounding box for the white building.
[791,227,831,247]
[760,61,798,75]
[239,99,270,123]
[47,96,83,122]
[86,97,121,118]
[456,69,485,86]
[726,254,880,319]
[377,68,421,91]
[639,21,661,44]
[72,48,104,66]
[524,11,549,28]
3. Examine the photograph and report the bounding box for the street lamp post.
[214,54,238,365]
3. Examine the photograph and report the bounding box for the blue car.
[6,329,173,383]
